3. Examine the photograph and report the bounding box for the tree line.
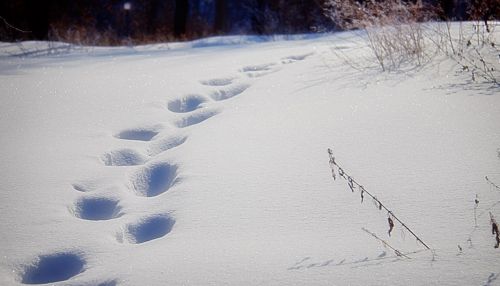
[0,0,497,45]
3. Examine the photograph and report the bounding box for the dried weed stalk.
[324,0,436,71]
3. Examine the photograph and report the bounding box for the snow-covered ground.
[1,28,499,285]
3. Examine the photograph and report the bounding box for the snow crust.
[1,27,499,285]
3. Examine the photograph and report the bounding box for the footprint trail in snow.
[18,53,314,284]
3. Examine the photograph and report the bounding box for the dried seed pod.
[360,189,364,203]
[492,222,499,248]
[491,213,499,236]
[328,154,336,180]
[388,216,394,236]
[379,201,383,210]
[329,156,336,165]
[348,176,355,192]
[338,167,345,179]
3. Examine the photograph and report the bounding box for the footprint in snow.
[167,94,209,113]
[20,252,86,284]
[129,162,180,197]
[71,196,123,221]
[116,214,175,244]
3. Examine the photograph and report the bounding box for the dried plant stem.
[490,213,500,248]
[486,176,500,191]
[328,148,431,250]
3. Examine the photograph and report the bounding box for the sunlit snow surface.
[1,28,500,285]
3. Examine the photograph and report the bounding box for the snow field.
[1,30,499,285]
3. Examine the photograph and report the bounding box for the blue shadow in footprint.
[130,163,179,197]
[21,253,85,284]
[115,129,158,141]
[168,94,207,113]
[73,197,122,221]
[126,215,175,244]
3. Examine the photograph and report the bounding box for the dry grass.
[323,0,499,84]
[324,0,436,71]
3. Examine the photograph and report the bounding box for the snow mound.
[174,108,220,128]
[209,83,251,101]
[147,134,188,157]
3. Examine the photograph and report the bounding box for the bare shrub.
[468,0,499,33]
[322,1,499,85]
[429,21,499,85]
[324,0,437,71]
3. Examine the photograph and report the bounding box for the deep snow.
[1,29,499,285]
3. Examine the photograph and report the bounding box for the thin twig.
[486,176,500,190]
[474,194,479,228]
[463,180,500,248]
[361,227,412,259]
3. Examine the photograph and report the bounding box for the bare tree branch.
[0,16,31,33]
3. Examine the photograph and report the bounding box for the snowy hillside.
[1,28,500,286]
